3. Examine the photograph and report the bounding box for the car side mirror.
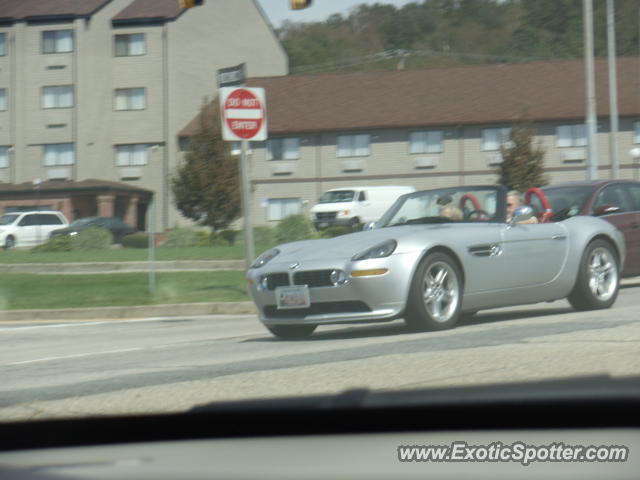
[509,205,535,226]
[363,222,376,231]
[594,205,620,216]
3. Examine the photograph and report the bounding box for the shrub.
[70,227,113,251]
[234,226,276,247]
[122,233,149,249]
[195,231,213,247]
[31,236,72,253]
[162,227,197,248]
[275,214,316,243]
[319,226,353,238]
[218,229,238,246]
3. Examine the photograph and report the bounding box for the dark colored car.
[525,180,640,277]
[50,216,136,243]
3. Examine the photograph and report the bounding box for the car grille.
[315,212,337,221]
[263,301,371,319]
[265,273,290,290]
[293,270,333,288]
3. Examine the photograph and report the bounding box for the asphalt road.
[1,280,639,421]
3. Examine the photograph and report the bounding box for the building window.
[0,88,6,111]
[116,144,149,166]
[409,131,443,154]
[114,34,145,56]
[634,121,640,144]
[267,138,299,160]
[42,85,74,109]
[556,124,587,147]
[482,127,511,151]
[42,30,73,54]
[267,198,301,221]
[114,88,146,110]
[337,134,370,157]
[0,33,6,56]
[0,146,9,168]
[43,143,74,166]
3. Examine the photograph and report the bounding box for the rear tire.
[404,252,463,331]
[4,235,15,250]
[567,239,619,311]
[266,324,317,340]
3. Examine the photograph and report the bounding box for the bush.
[195,231,213,247]
[31,236,72,253]
[275,214,316,243]
[319,226,353,238]
[122,233,149,249]
[234,226,276,247]
[218,229,238,246]
[70,227,113,251]
[162,228,197,247]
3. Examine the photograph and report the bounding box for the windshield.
[1,0,639,432]
[378,187,502,227]
[0,214,19,226]
[70,217,98,227]
[318,190,355,203]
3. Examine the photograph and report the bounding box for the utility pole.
[607,0,619,179]
[583,0,598,180]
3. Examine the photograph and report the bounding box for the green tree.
[497,122,549,192]
[171,101,241,232]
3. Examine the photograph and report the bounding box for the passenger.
[506,190,538,224]
[439,204,463,221]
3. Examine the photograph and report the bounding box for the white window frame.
[114,88,146,111]
[114,33,146,57]
[482,127,511,151]
[556,124,587,147]
[43,143,74,166]
[634,121,640,144]
[336,134,370,158]
[266,138,300,160]
[0,88,6,111]
[0,146,9,168]
[115,144,149,166]
[266,198,301,221]
[409,130,443,154]
[0,33,6,56]
[41,85,74,109]
[42,30,73,54]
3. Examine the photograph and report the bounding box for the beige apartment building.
[0,0,287,229]
[181,57,640,226]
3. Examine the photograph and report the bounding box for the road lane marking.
[4,347,147,366]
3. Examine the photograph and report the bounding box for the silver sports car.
[247,185,625,339]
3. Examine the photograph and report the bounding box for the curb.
[1,260,246,274]
[0,302,257,322]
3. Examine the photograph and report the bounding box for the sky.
[256,0,417,28]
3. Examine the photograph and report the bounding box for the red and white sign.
[220,87,267,141]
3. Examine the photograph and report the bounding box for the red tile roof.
[112,0,183,22]
[0,0,111,20]
[180,57,640,137]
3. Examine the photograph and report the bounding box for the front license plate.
[276,286,310,309]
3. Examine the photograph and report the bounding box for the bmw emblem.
[289,262,300,270]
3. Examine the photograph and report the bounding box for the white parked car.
[310,186,415,229]
[0,211,69,249]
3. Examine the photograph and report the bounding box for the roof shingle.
[0,0,111,20]
[112,0,183,22]
[180,57,640,137]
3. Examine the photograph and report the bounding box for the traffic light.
[179,0,203,8]
[290,0,312,10]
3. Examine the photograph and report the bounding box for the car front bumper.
[247,251,422,326]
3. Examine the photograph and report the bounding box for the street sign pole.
[239,140,254,269]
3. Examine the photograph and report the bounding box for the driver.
[506,190,538,224]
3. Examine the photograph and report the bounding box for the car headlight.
[250,248,280,269]
[351,239,397,261]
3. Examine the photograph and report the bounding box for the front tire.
[404,252,463,331]
[4,235,15,250]
[266,324,317,340]
[568,239,619,311]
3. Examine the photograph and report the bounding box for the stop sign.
[220,87,267,141]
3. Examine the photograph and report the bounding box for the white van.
[0,211,69,249]
[310,186,415,229]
